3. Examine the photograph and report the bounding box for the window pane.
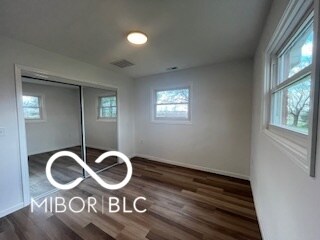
[156,88,189,104]
[280,22,313,82]
[111,106,117,117]
[271,75,311,133]
[156,104,189,119]
[23,107,41,119]
[101,107,112,118]
[100,97,111,107]
[111,98,116,106]
[23,96,40,107]
[100,96,116,107]
[100,106,117,118]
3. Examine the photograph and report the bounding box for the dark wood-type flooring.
[1,157,262,240]
[28,146,118,197]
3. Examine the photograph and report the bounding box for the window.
[270,13,313,135]
[22,95,42,120]
[264,1,320,176]
[153,87,190,121]
[98,96,117,119]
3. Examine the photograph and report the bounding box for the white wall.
[0,36,135,217]
[134,60,253,179]
[83,87,117,150]
[23,82,81,155]
[251,0,320,239]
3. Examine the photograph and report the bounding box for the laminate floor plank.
[1,154,262,240]
[28,146,117,198]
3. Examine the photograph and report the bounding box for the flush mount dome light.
[127,32,148,45]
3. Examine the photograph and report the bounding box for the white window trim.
[97,95,117,122]
[151,84,192,125]
[23,93,47,123]
[262,0,319,176]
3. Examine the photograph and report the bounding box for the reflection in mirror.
[22,77,84,198]
[83,87,118,172]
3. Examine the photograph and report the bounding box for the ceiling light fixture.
[127,32,148,45]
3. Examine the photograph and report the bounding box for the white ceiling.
[0,0,271,78]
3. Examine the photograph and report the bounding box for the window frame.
[97,95,117,121]
[22,94,46,123]
[263,0,319,176]
[151,85,192,124]
[269,12,313,137]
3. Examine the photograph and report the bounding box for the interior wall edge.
[132,56,254,81]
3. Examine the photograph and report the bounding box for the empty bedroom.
[1,0,320,240]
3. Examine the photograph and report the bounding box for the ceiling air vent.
[110,59,134,68]
[167,66,178,71]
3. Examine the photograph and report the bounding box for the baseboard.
[128,154,136,159]
[28,145,81,156]
[250,181,269,240]
[133,154,250,181]
[29,145,117,156]
[85,145,115,152]
[86,146,135,164]
[0,202,24,218]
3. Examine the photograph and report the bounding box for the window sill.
[97,118,117,122]
[263,127,309,174]
[25,119,46,123]
[268,124,308,146]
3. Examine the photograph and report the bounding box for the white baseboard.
[29,145,116,156]
[128,154,136,159]
[0,202,24,218]
[28,144,81,156]
[250,182,269,240]
[133,154,250,181]
[86,145,136,164]
[85,145,116,152]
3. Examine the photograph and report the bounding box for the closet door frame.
[15,64,119,207]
